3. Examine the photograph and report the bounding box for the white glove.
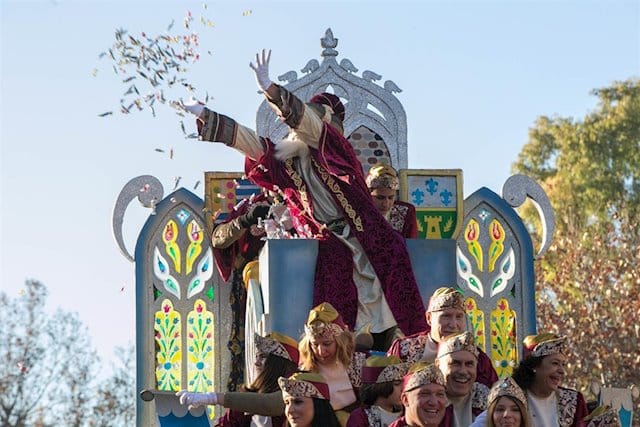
[176,390,218,409]
[182,97,205,117]
[249,49,272,92]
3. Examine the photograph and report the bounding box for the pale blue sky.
[1,0,638,365]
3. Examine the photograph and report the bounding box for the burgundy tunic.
[388,201,418,239]
[244,122,427,335]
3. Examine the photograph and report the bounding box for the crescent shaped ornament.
[112,175,164,262]
[502,174,555,259]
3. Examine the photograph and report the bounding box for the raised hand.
[249,49,272,92]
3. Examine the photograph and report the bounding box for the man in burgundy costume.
[182,50,426,349]
[387,287,498,388]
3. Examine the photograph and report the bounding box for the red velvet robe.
[244,122,427,335]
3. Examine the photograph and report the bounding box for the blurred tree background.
[512,78,639,419]
[0,280,135,427]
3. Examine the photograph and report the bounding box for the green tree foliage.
[0,280,135,426]
[512,79,640,419]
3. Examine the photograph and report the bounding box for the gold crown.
[584,405,621,427]
[403,362,446,392]
[437,331,479,359]
[278,372,330,400]
[488,377,528,411]
[427,287,465,312]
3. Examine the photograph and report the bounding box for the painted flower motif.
[498,301,506,310]
[163,304,171,313]
[492,222,502,239]
[196,304,203,313]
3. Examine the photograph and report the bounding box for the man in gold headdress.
[366,163,417,238]
[387,287,498,388]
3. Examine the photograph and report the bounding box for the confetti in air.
[96,6,216,136]
[242,9,252,16]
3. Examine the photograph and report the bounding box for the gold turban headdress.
[522,333,567,359]
[304,302,347,339]
[437,331,479,359]
[427,287,465,313]
[366,163,400,191]
[402,362,446,392]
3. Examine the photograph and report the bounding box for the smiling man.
[387,287,498,388]
[389,362,448,427]
[435,331,489,427]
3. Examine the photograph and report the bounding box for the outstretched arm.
[249,49,325,148]
[178,98,265,161]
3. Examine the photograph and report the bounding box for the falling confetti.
[17,362,28,374]
[242,9,252,16]
[173,176,181,189]
[193,180,200,190]
[18,289,25,296]
[140,183,151,192]
[97,10,215,122]
[98,111,113,117]
[92,68,98,77]
[169,148,174,159]
[154,148,165,153]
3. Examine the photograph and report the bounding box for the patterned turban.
[254,332,299,365]
[427,287,465,313]
[278,372,331,400]
[402,362,446,392]
[522,333,567,359]
[366,163,400,191]
[437,331,479,359]
[304,302,347,340]
[488,377,528,412]
[362,355,411,384]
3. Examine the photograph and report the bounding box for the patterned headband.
[403,363,446,392]
[437,331,479,359]
[583,406,621,427]
[254,332,299,364]
[278,373,330,400]
[524,335,567,359]
[427,287,465,312]
[488,377,528,411]
[362,362,411,384]
[304,321,345,340]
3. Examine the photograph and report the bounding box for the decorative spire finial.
[321,28,338,57]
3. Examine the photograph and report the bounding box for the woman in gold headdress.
[511,333,588,427]
[365,163,417,239]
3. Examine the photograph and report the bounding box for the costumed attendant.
[389,362,448,427]
[388,287,498,388]
[471,376,532,427]
[512,333,588,427]
[366,163,417,239]
[346,355,409,427]
[210,191,272,391]
[299,303,367,425]
[177,332,299,427]
[278,372,341,427]
[180,49,427,351]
